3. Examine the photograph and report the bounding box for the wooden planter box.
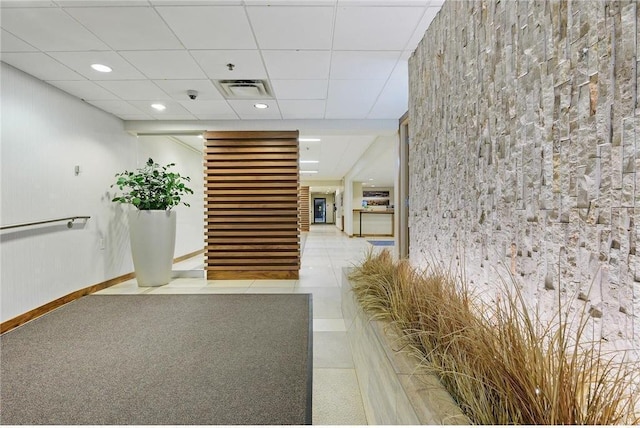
[341,268,469,425]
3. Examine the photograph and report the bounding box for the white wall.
[136,136,204,258]
[0,64,204,323]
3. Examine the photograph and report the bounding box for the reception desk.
[353,209,394,237]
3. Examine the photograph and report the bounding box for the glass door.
[313,198,326,223]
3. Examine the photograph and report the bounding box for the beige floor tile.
[250,279,298,288]
[313,319,347,332]
[205,279,254,288]
[197,287,250,294]
[313,332,354,368]
[246,287,296,294]
[312,368,367,425]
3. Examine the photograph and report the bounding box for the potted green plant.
[111,158,194,287]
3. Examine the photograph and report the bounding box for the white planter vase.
[128,210,176,287]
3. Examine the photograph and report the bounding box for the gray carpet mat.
[1,294,312,425]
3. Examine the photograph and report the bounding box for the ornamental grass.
[348,249,639,425]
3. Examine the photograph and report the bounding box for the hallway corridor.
[94,225,373,425]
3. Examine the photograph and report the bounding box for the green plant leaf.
[109,159,194,210]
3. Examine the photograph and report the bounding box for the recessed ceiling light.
[254,103,269,109]
[300,160,319,164]
[91,63,112,73]
[299,138,321,142]
[300,170,318,174]
[151,103,166,111]
[368,178,374,181]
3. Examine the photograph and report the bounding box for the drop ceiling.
[0,0,443,187]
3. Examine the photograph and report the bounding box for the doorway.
[313,198,326,223]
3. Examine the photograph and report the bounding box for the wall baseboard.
[173,249,205,264]
[0,249,205,334]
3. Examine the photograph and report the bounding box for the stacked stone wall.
[408,0,639,351]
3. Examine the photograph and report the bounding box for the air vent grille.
[215,79,273,99]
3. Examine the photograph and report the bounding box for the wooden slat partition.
[300,186,310,232]
[204,131,300,280]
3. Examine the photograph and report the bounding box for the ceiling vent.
[215,79,273,99]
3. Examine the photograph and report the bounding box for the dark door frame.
[313,198,326,224]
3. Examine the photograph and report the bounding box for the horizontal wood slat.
[299,186,310,232]
[207,182,299,188]
[207,202,298,208]
[205,131,300,280]
[208,244,299,250]
[205,160,297,167]
[205,146,297,154]
[207,270,298,280]
[206,175,297,182]
[205,231,298,237]
[206,238,298,243]
[207,211,298,217]
[205,153,298,161]
[207,168,298,175]
[206,188,295,195]
[204,131,298,140]
[206,195,298,202]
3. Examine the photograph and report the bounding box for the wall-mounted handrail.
[0,216,91,231]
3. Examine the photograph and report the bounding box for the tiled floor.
[94,224,372,425]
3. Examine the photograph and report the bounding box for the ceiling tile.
[0,1,57,7]
[247,6,334,50]
[96,80,169,100]
[178,100,236,115]
[333,6,424,50]
[48,51,147,80]
[56,1,150,6]
[1,53,84,80]
[245,0,334,4]
[262,50,330,80]
[406,6,441,51]
[127,100,195,118]
[46,80,120,101]
[0,8,110,51]
[337,0,430,5]
[119,51,207,79]
[117,114,155,120]
[191,50,267,80]
[149,114,197,120]
[86,99,146,115]
[194,113,240,120]
[1,30,37,52]
[325,79,386,118]
[367,78,408,119]
[270,79,328,99]
[330,50,400,79]
[65,7,183,51]
[150,0,243,5]
[156,6,257,49]
[153,79,224,101]
[227,99,282,119]
[279,100,326,119]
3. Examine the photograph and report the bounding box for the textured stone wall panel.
[409,0,639,352]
